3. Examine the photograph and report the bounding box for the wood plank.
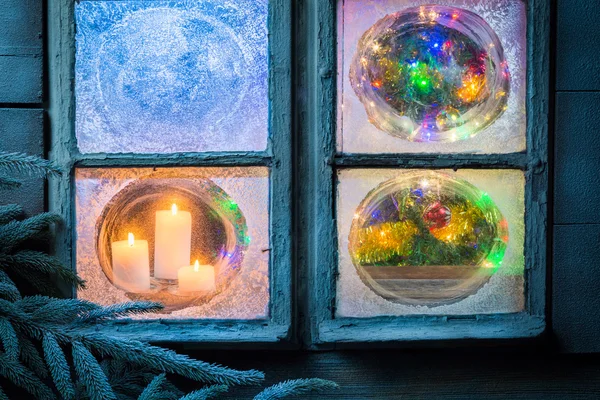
[0,55,42,103]
[553,224,600,353]
[556,0,600,90]
[554,92,600,224]
[173,350,600,399]
[0,108,44,215]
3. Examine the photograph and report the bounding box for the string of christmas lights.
[349,172,508,270]
[350,5,510,142]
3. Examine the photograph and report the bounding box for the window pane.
[75,0,268,154]
[337,0,526,154]
[336,169,524,317]
[75,167,269,320]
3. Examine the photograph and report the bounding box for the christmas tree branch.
[0,152,61,178]
[253,378,339,400]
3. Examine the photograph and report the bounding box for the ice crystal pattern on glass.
[75,0,268,153]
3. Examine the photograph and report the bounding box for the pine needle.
[0,352,56,399]
[43,333,75,400]
[81,335,265,386]
[33,298,99,324]
[253,379,339,400]
[0,251,86,289]
[78,301,164,323]
[179,384,229,400]
[72,341,117,400]
[137,373,167,400]
[0,319,19,360]
[0,386,9,400]
[0,176,21,190]
[18,334,49,379]
[0,213,61,254]
[15,295,59,313]
[0,204,23,225]
[0,152,61,178]
[0,269,21,301]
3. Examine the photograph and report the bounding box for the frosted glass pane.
[336,169,524,317]
[337,0,526,154]
[75,167,269,320]
[75,0,268,154]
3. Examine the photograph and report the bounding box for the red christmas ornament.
[423,201,452,229]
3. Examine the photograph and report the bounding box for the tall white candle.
[178,260,216,293]
[111,233,150,293]
[154,204,192,280]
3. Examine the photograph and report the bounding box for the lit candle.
[178,260,216,293]
[111,233,150,293]
[154,204,192,280]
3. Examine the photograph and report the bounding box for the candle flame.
[193,260,200,272]
[128,233,134,247]
[171,203,178,215]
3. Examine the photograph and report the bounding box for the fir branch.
[12,268,64,297]
[15,295,58,313]
[0,213,61,254]
[0,385,8,400]
[0,204,23,225]
[0,352,56,399]
[0,319,19,360]
[253,379,339,400]
[0,269,21,301]
[0,282,21,302]
[80,335,265,386]
[0,152,61,178]
[18,334,49,379]
[0,251,86,289]
[43,332,75,400]
[137,373,167,400]
[179,384,229,400]
[72,341,117,400]
[79,301,163,323]
[33,298,99,324]
[0,176,21,190]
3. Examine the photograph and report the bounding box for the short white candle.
[154,204,192,280]
[111,233,150,293]
[178,260,216,293]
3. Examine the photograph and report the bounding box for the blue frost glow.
[75,0,268,154]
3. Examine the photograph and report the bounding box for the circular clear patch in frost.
[350,5,510,142]
[349,171,508,306]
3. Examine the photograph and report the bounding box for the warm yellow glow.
[128,232,134,247]
[171,203,178,216]
[193,260,200,272]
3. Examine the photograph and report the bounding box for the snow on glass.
[75,0,268,154]
[338,0,527,154]
[75,167,270,320]
[336,169,525,317]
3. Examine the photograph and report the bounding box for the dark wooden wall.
[1,0,600,398]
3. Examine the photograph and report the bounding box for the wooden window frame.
[47,0,293,346]
[299,0,550,346]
